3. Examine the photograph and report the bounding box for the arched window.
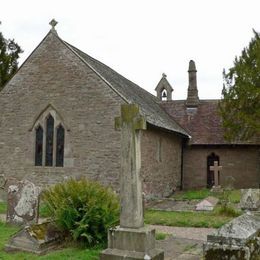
[34,112,65,167]
[35,125,43,166]
[45,114,54,166]
[56,124,65,167]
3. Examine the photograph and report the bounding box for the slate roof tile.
[161,100,260,145]
[60,38,189,138]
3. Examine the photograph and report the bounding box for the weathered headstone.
[5,221,63,254]
[6,179,40,225]
[195,196,219,211]
[100,104,164,259]
[240,188,260,211]
[210,161,222,187]
[204,212,260,259]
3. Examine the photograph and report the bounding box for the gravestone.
[6,179,40,225]
[195,196,219,211]
[210,161,222,187]
[204,212,260,259]
[5,221,63,254]
[240,188,260,211]
[100,104,164,259]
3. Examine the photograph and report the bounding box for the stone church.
[0,25,259,199]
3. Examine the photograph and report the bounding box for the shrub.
[42,178,119,246]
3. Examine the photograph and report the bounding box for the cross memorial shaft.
[115,104,146,228]
[100,104,164,259]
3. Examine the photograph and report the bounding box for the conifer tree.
[0,23,23,90]
[220,30,260,141]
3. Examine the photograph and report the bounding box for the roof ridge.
[55,36,189,137]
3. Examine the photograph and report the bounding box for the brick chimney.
[186,60,199,107]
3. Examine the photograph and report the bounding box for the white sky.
[1,0,259,100]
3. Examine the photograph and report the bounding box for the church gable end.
[0,30,126,189]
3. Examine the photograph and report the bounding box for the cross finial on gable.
[49,19,58,32]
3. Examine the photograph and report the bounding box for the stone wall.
[0,32,124,194]
[183,145,260,189]
[141,126,183,198]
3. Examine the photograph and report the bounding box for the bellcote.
[186,60,199,107]
[155,73,173,101]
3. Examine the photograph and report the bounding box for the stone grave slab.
[203,212,260,259]
[7,179,40,225]
[240,188,260,211]
[195,196,219,211]
[5,221,63,255]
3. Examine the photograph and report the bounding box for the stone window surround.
[30,104,69,167]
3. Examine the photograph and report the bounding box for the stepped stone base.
[100,226,164,260]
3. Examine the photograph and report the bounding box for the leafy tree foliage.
[220,30,260,141]
[0,27,22,90]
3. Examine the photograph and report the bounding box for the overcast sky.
[1,0,259,99]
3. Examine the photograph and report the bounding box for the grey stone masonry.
[204,212,260,259]
[100,104,164,260]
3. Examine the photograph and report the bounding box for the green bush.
[42,178,119,246]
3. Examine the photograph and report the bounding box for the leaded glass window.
[35,125,43,166]
[56,125,65,167]
[45,114,54,166]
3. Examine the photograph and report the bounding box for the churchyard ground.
[0,221,102,259]
[0,188,242,259]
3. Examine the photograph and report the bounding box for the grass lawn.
[0,221,102,259]
[145,189,241,228]
[145,208,238,228]
[173,189,241,203]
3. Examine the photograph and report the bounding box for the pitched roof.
[55,35,189,138]
[161,100,260,145]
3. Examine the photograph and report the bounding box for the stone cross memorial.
[100,104,164,259]
[210,161,222,186]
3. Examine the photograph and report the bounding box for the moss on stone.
[27,222,50,240]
